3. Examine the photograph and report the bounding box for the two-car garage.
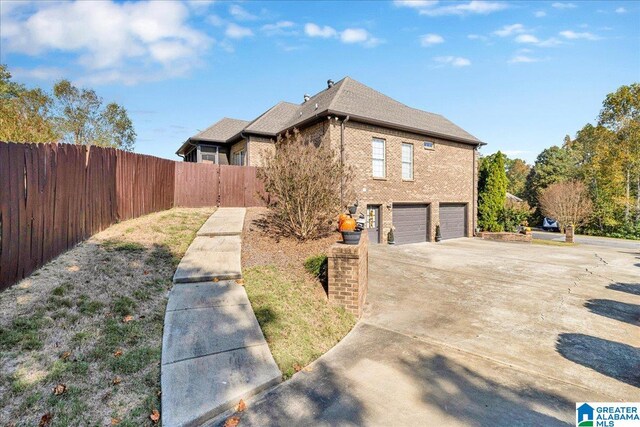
[392,203,467,244]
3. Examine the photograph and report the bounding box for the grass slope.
[0,208,214,427]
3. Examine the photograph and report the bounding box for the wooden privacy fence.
[174,162,265,208]
[0,141,264,291]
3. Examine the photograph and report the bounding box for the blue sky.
[1,0,638,163]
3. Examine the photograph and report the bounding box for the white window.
[233,150,245,166]
[372,138,385,178]
[402,143,413,180]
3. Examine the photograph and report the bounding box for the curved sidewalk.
[161,208,281,427]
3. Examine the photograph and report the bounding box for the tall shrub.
[478,151,508,232]
[258,129,353,240]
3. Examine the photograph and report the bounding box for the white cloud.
[10,66,66,81]
[261,21,296,36]
[395,0,507,16]
[341,28,382,47]
[420,33,444,46]
[207,14,225,27]
[559,30,600,40]
[394,0,439,8]
[420,1,508,16]
[615,7,627,13]
[467,34,488,41]
[304,23,337,38]
[534,10,546,17]
[225,23,253,39]
[434,56,471,67]
[228,4,257,21]
[537,37,563,47]
[186,0,215,13]
[508,55,541,63]
[304,23,381,47]
[494,24,526,37]
[551,2,577,9]
[341,28,369,43]
[515,34,540,44]
[0,0,211,84]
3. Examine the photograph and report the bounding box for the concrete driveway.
[211,239,640,426]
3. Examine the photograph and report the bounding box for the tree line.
[479,83,639,240]
[0,64,135,150]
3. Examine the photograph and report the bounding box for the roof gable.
[244,102,299,135]
[191,117,250,142]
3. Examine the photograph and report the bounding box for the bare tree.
[258,128,353,240]
[539,180,593,231]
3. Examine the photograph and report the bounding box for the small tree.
[539,180,593,231]
[258,129,353,240]
[500,199,533,232]
[478,151,508,231]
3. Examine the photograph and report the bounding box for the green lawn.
[0,208,214,427]
[243,265,355,379]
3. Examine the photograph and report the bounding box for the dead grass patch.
[0,207,213,427]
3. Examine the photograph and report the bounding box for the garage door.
[439,204,466,240]
[393,204,429,245]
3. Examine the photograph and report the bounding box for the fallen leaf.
[111,418,121,425]
[67,265,80,272]
[224,416,240,427]
[60,351,71,360]
[52,384,66,395]
[149,409,160,424]
[114,349,123,357]
[112,376,122,385]
[235,279,245,286]
[213,277,219,282]
[302,365,313,373]
[293,364,303,372]
[39,413,53,427]
[122,315,133,323]
[143,270,149,275]
[235,399,246,412]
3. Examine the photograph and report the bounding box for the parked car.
[542,217,560,232]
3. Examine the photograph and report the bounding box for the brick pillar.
[328,230,369,317]
[565,224,574,243]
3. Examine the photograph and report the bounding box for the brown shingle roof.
[191,117,250,142]
[284,77,482,145]
[243,102,299,135]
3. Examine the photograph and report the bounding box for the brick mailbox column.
[328,230,369,317]
[565,224,574,243]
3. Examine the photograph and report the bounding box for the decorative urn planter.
[435,225,442,242]
[341,230,362,245]
[387,229,395,245]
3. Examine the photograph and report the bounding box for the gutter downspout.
[340,115,350,208]
[472,145,478,236]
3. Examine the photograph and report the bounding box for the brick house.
[176,77,485,244]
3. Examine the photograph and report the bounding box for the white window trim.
[402,143,414,180]
[372,138,386,179]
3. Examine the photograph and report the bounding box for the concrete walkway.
[161,208,281,427]
[208,239,640,426]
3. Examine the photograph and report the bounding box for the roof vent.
[303,93,310,103]
[327,79,335,88]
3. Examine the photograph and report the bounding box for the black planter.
[341,230,362,245]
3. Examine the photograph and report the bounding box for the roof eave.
[327,110,485,146]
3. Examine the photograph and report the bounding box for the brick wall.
[328,230,369,317]
[248,136,275,167]
[479,231,532,243]
[230,139,247,165]
[325,119,477,243]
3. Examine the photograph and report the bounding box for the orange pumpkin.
[340,217,356,232]
[338,213,350,230]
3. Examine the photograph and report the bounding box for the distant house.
[177,77,485,244]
